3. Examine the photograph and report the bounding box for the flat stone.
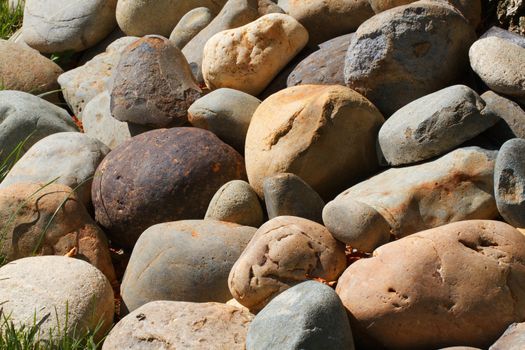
[110,36,201,128]
[378,85,500,166]
[323,147,498,252]
[205,180,263,227]
[121,220,256,313]
[480,91,525,147]
[22,0,118,53]
[0,256,114,342]
[102,301,253,350]
[247,280,354,350]
[188,88,261,153]
[169,7,215,49]
[490,322,525,350]
[263,173,325,223]
[0,132,109,206]
[92,127,246,249]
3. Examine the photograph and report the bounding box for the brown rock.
[228,216,347,311]
[92,127,246,249]
[336,220,525,349]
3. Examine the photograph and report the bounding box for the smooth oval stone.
[169,7,215,49]
[0,132,109,206]
[469,37,525,104]
[336,220,525,349]
[202,13,308,96]
[263,173,325,223]
[188,88,261,153]
[490,322,525,350]
[103,301,253,350]
[287,33,353,87]
[344,1,476,116]
[228,216,347,311]
[92,127,246,249]
[323,147,498,252]
[247,281,354,350]
[480,91,525,147]
[205,180,263,227]
[0,256,114,342]
[245,84,384,199]
[110,36,201,128]
[0,40,62,95]
[378,85,499,166]
[22,0,118,53]
[121,220,256,313]
[494,139,525,227]
[0,183,115,283]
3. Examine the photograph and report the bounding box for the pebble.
[481,91,525,147]
[490,322,525,350]
[169,7,215,49]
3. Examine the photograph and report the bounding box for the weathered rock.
[336,220,525,349]
[245,85,384,199]
[0,40,63,95]
[229,216,347,311]
[490,322,525,350]
[263,173,325,223]
[277,0,373,47]
[22,0,118,53]
[188,88,261,152]
[378,85,500,166]
[202,13,308,96]
[494,139,525,228]
[121,220,256,313]
[323,147,498,252]
[102,301,253,350]
[182,0,260,84]
[169,7,215,49]
[481,91,525,147]
[344,1,476,116]
[247,280,354,350]
[0,256,114,342]
[495,0,525,36]
[0,91,77,163]
[0,132,109,206]
[82,91,151,150]
[0,183,115,283]
[110,36,201,128]
[92,127,246,249]
[258,0,284,14]
[287,33,352,87]
[480,26,525,49]
[470,37,525,104]
[58,36,139,116]
[205,180,263,227]
[115,0,226,37]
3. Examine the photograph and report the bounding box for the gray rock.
[490,322,525,350]
[263,173,325,223]
[82,91,151,149]
[0,91,77,163]
[22,0,118,53]
[480,26,525,49]
[58,36,139,116]
[169,7,215,49]
[344,1,476,116]
[247,281,354,350]
[323,147,498,252]
[494,139,525,227]
[102,301,253,350]
[287,33,352,87]
[111,36,201,128]
[0,132,110,205]
[182,0,260,84]
[205,180,263,227]
[378,85,500,166]
[188,88,261,152]
[481,91,525,147]
[120,220,256,313]
[0,256,114,342]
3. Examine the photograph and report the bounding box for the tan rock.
[202,13,308,96]
[228,216,347,311]
[336,220,525,349]
[245,84,384,199]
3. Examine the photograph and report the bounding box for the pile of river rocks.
[0,0,525,349]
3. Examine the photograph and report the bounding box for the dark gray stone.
[490,322,525,350]
[480,91,525,147]
[263,173,325,223]
[494,138,525,227]
[246,280,354,350]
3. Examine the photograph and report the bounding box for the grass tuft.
[0,0,24,40]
